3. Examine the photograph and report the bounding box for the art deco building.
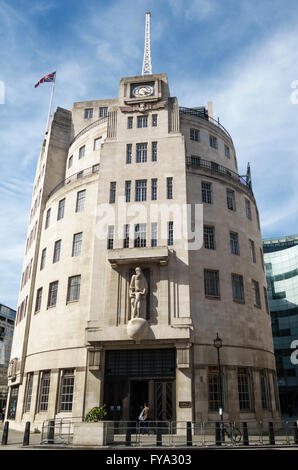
[7,71,280,430]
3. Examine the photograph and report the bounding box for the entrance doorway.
[130,380,148,421]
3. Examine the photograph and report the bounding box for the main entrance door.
[130,380,149,421]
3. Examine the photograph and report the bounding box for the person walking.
[140,403,150,434]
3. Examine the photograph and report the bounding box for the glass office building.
[263,235,298,415]
[0,304,16,408]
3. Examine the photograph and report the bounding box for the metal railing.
[69,117,108,147]
[47,164,99,200]
[179,106,233,141]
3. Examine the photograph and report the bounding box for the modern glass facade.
[263,235,298,416]
[0,303,16,408]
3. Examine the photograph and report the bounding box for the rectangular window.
[230,232,240,255]
[67,275,81,302]
[40,248,46,270]
[68,155,73,168]
[123,224,130,248]
[151,222,157,247]
[227,189,236,211]
[224,145,230,158]
[45,208,51,229]
[127,116,133,129]
[57,198,65,220]
[107,225,114,249]
[47,281,58,307]
[209,135,218,149]
[190,128,200,141]
[249,239,256,263]
[137,115,148,128]
[126,143,132,164]
[94,137,102,150]
[167,177,173,199]
[125,181,131,203]
[134,223,146,248]
[136,143,147,163]
[84,108,93,119]
[77,171,83,179]
[39,371,50,412]
[152,114,158,127]
[238,368,252,411]
[109,182,116,203]
[260,370,271,410]
[79,145,85,159]
[152,141,157,161]
[53,240,61,263]
[24,373,34,413]
[168,221,174,246]
[7,386,19,420]
[204,269,220,297]
[208,367,224,411]
[151,178,157,200]
[232,274,245,302]
[201,182,212,204]
[72,232,82,257]
[99,106,108,118]
[76,190,86,212]
[245,198,252,220]
[92,164,99,173]
[35,287,43,313]
[204,226,216,250]
[252,280,261,308]
[135,180,147,201]
[59,369,75,412]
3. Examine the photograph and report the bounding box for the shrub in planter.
[84,405,107,422]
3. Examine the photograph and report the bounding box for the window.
[230,232,240,255]
[136,143,147,163]
[227,189,236,211]
[92,164,99,173]
[127,117,133,129]
[224,145,230,158]
[35,288,43,313]
[76,190,86,212]
[99,106,108,118]
[72,232,82,257]
[134,223,146,248]
[47,281,58,307]
[53,240,61,263]
[126,144,132,164]
[249,239,256,263]
[204,270,220,297]
[209,135,218,149]
[84,108,93,119]
[79,145,85,159]
[68,155,73,168]
[252,280,261,308]
[168,221,174,246]
[125,181,131,203]
[238,368,252,411]
[260,370,271,410]
[201,182,212,204]
[151,178,157,201]
[59,369,75,412]
[190,128,200,141]
[152,141,157,161]
[208,367,224,411]
[151,222,157,247]
[232,274,244,302]
[137,115,148,128]
[204,226,215,250]
[94,137,102,150]
[167,177,173,199]
[77,171,83,179]
[24,373,34,413]
[40,248,46,270]
[152,114,158,127]
[107,225,114,249]
[39,371,50,412]
[7,386,19,420]
[123,224,130,248]
[67,275,81,302]
[109,182,116,203]
[45,208,51,229]
[57,198,65,220]
[245,198,252,220]
[135,180,147,201]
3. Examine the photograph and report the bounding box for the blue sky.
[1,0,298,309]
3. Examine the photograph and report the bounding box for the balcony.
[107,246,169,267]
[47,164,99,200]
[179,106,232,141]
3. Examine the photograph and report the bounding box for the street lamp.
[213,333,224,442]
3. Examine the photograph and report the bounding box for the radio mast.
[142,12,152,75]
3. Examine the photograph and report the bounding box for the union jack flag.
[34,71,56,88]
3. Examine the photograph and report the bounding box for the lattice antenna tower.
[142,12,152,75]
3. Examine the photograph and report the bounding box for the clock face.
[132,84,154,98]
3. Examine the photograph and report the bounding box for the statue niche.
[127,267,150,342]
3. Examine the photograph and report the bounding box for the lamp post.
[213,333,224,442]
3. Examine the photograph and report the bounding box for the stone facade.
[7,73,280,431]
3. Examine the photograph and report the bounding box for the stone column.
[226,367,240,422]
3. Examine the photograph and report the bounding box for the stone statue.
[129,267,148,319]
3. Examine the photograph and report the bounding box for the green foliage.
[84,405,107,422]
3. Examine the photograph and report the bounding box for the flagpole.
[45,78,56,134]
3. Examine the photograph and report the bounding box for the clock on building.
[131,83,154,98]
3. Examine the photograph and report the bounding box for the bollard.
[186,421,192,446]
[125,422,132,446]
[268,421,275,445]
[23,421,30,446]
[47,419,55,444]
[294,422,298,445]
[156,425,162,446]
[242,422,249,446]
[215,421,221,446]
[1,421,9,445]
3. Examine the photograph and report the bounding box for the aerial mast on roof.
[142,12,152,75]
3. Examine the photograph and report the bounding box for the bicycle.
[220,422,242,444]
